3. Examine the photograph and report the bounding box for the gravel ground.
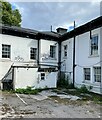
[0,90,101,119]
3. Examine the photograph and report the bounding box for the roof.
[0,16,102,42]
[56,27,67,31]
[40,31,61,38]
[60,16,102,41]
[0,24,59,41]
[0,24,39,35]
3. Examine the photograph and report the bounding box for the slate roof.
[0,16,102,42]
[60,16,102,41]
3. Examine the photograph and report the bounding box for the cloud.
[10,2,101,31]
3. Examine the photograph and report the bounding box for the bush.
[77,85,89,93]
[15,86,40,95]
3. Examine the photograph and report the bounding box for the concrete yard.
[0,90,101,119]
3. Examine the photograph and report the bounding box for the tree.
[0,0,22,27]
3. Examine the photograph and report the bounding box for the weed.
[15,86,40,95]
[76,85,89,93]
[57,72,73,89]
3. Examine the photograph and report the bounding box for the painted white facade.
[100,27,102,94]
[61,28,101,94]
[14,68,57,89]
[0,16,102,94]
[39,39,58,67]
[61,38,73,81]
[0,34,58,90]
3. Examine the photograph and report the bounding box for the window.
[64,45,67,57]
[50,45,56,58]
[41,73,45,80]
[30,48,37,60]
[84,68,91,81]
[90,35,98,56]
[94,67,101,82]
[2,44,11,58]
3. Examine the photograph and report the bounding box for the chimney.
[56,27,67,35]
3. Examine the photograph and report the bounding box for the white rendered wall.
[37,72,57,89]
[14,67,57,89]
[61,28,101,94]
[100,27,102,94]
[0,34,58,89]
[75,28,100,84]
[39,39,58,67]
[100,2,102,94]
[61,38,73,80]
[0,34,37,62]
[14,68,38,89]
[0,34,37,86]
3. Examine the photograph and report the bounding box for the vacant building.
[0,16,102,94]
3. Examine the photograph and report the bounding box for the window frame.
[93,67,101,83]
[50,45,56,59]
[2,44,11,59]
[30,47,37,60]
[41,73,45,80]
[83,68,91,81]
[64,45,67,58]
[90,34,98,56]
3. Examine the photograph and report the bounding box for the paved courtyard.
[0,90,101,119]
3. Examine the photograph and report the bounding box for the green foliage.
[15,86,40,95]
[0,0,22,26]
[57,72,73,89]
[77,85,89,93]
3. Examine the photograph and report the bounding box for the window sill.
[82,81,101,87]
[49,58,57,60]
[82,80,90,83]
[29,59,37,61]
[1,58,11,61]
[92,82,101,85]
[88,55,99,58]
[63,57,67,59]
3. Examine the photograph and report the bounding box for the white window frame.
[84,68,91,81]
[30,47,37,60]
[64,45,67,58]
[50,45,56,59]
[90,34,98,56]
[2,44,11,59]
[93,67,101,83]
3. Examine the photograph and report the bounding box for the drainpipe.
[58,41,61,70]
[12,67,14,90]
[100,1,102,94]
[73,21,76,88]
[37,39,40,66]
[58,41,61,79]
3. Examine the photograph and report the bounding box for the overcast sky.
[10,1,101,32]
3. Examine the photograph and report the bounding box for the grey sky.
[11,2,101,32]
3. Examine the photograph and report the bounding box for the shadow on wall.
[57,72,73,89]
